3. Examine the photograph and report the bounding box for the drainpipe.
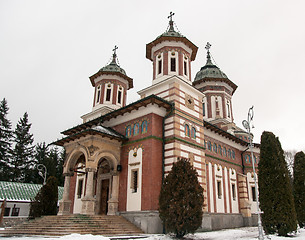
[162,102,174,183]
[241,146,249,174]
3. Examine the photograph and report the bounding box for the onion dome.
[99,52,127,75]
[90,47,133,89]
[146,12,198,61]
[194,49,228,80]
[193,43,237,94]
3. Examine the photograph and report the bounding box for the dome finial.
[168,12,175,32]
[205,42,213,65]
[111,45,118,64]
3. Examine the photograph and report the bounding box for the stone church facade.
[54,16,260,233]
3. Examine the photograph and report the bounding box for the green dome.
[99,61,127,76]
[194,53,228,81]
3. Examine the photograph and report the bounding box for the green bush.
[29,176,58,219]
[159,158,204,238]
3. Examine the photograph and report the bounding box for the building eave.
[193,77,238,94]
[59,95,173,136]
[146,35,198,61]
[89,71,134,89]
[53,128,127,147]
[204,120,260,148]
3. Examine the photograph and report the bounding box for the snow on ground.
[0,227,305,240]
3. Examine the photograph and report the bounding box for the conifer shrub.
[159,158,204,238]
[258,131,297,236]
[293,151,305,228]
[29,176,58,219]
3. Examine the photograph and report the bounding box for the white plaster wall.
[224,167,229,213]
[208,162,214,212]
[211,96,216,119]
[229,168,239,213]
[73,171,85,214]
[215,164,225,213]
[127,148,142,211]
[4,202,31,217]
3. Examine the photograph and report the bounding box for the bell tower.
[145,12,198,85]
[81,46,133,123]
[193,43,237,129]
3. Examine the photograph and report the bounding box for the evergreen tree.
[29,176,58,219]
[10,112,35,183]
[293,151,305,228]
[159,158,204,238]
[258,131,297,236]
[0,98,12,181]
[55,148,65,186]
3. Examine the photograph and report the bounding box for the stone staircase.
[0,214,144,237]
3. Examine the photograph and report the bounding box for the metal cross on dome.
[168,12,175,21]
[113,45,118,55]
[205,42,212,52]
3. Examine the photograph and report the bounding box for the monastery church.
[54,14,260,233]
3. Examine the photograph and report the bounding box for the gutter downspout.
[241,147,249,174]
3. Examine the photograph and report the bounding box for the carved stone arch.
[64,146,89,174]
[94,151,119,170]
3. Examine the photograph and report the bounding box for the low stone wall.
[119,210,163,234]
[2,217,28,228]
[201,213,258,231]
[120,211,258,234]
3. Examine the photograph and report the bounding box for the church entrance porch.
[57,136,122,216]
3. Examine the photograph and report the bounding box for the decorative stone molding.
[185,94,195,110]
[88,145,99,156]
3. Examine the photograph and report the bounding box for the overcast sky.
[1,0,305,152]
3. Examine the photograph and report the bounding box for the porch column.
[81,168,96,215]
[108,171,119,215]
[58,173,73,215]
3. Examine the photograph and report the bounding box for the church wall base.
[119,211,258,234]
[199,213,258,231]
[119,211,163,234]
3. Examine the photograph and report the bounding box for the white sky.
[1,0,305,152]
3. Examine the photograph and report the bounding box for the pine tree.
[10,112,35,183]
[293,151,305,228]
[29,176,58,219]
[258,131,297,236]
[55,148,64,186]
[0,98,12,181]
[159,158,204,238]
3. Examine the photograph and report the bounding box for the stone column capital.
[63,172,74,177]
[85,167,97,173]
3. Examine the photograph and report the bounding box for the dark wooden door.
[100,179,109,215]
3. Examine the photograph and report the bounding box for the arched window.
[134,123,140,136]
[223,147,227,157]
[213,143,217,153]
[185,124,190,137]
[204,140,207,149]
[208,141,212,151]
[218,145,222,155]
[191,127,196,139]
[141,120,148,134]
[96,85,101,104]
[232,150,235,160]
[228,149,232,158]
[125,125,132,137]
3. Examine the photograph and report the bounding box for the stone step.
[0,215,143,237]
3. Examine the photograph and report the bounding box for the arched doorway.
[96,158,112,215]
